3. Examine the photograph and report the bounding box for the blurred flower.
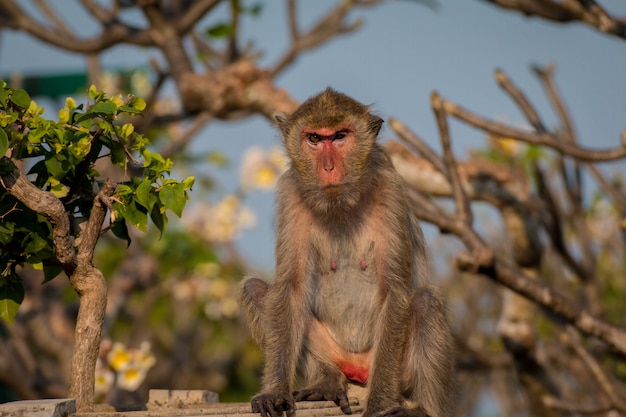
[94,359,114,397]
[99,71,119,96]
[239,146,288,191]
[130,71,151,97]
[221,296,239,318]
[195,262,221,279]
[184,195,257,243]
[117,367,147,392]
[208,278,230,299]
[101,341,157,393]
[108,342,132,372]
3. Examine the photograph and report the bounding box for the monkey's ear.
[275,114,290,137]
[369,115,384,137]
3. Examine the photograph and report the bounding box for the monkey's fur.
[241,88,454,417]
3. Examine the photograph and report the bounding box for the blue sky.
[1,1,625,270]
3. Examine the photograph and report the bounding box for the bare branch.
[482,0,626,41]
[270,1,382,77]
[389,117,449,178]
[79,0,115,24]
[441,97,626,162]
[175,0,221,36]
[34,0,72,36]
[563,326,626,413]
[495,68,547,133]
[432,91,474,227]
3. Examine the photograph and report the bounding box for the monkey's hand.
[251,392,295,417]
[294,388,352,414]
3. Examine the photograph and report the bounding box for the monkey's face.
[299,125,354,189]
[275,88,384,210]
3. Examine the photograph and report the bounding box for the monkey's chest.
[309,258,379,353]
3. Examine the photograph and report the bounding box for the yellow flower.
[117,367,146,392]
[108,342,132,372]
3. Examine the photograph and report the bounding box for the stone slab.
[0,398,76,417]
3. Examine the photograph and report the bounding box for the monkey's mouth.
[321,184,346,194]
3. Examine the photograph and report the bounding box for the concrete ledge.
[147,390,219,408]
[0,398,75,417]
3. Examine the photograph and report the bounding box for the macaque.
[240,88,454,417]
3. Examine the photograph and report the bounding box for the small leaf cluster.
[0,81,193,323]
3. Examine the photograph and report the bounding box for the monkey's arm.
[251,177,312,417]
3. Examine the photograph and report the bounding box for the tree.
[0,1,625,415]
[0,84,192,411]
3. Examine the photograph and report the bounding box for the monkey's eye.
[308,133,322,144]
[332,132,346,141]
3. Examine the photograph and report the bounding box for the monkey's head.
[275,88,383,208]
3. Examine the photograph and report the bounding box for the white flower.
[94,359,114,396]
[184,195,257,243]
[239,146,288,191]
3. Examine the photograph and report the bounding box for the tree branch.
[0,157,76,272]
[440,96,626,162]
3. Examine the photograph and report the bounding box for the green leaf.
[150,202,167,237]
[0,128,7,157]
[111,218,131,247]
[22,232,48,255]
[135,179,153,210]
[110,142,127,165]
[159,182,187,217]
[10,89,31,109]
[42,265,63,284]
[89,100,118,116]
[45,177,70,198]
[116,199,148,232]
[0,275,24,324]
[182,176,195,189]
[0,222,15,245]
[206,22,233,38]
[44,153,71,180]
[118,105,142,115]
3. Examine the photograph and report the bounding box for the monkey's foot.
[368,405,430,417]
[293,387,352,414]
[251,392,295,417]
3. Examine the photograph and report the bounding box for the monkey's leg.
[240,276,270,346]
[293,353,352,414]
[400,286,455,417]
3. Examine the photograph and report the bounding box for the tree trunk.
[68,266,107,412]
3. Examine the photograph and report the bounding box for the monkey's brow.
[303,128,350,136]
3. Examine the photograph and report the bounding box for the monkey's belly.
[310,265,379,354]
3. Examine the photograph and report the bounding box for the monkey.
[240,88,455,417]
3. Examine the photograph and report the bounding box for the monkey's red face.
[300,126,353,188]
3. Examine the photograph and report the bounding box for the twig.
[432,91,473,227]
[482,0,626,41]
[440,97,626,162]
[494,68,546,133]
[389,117,448,178]
[34,0,72,36]
[563,325,626,413]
